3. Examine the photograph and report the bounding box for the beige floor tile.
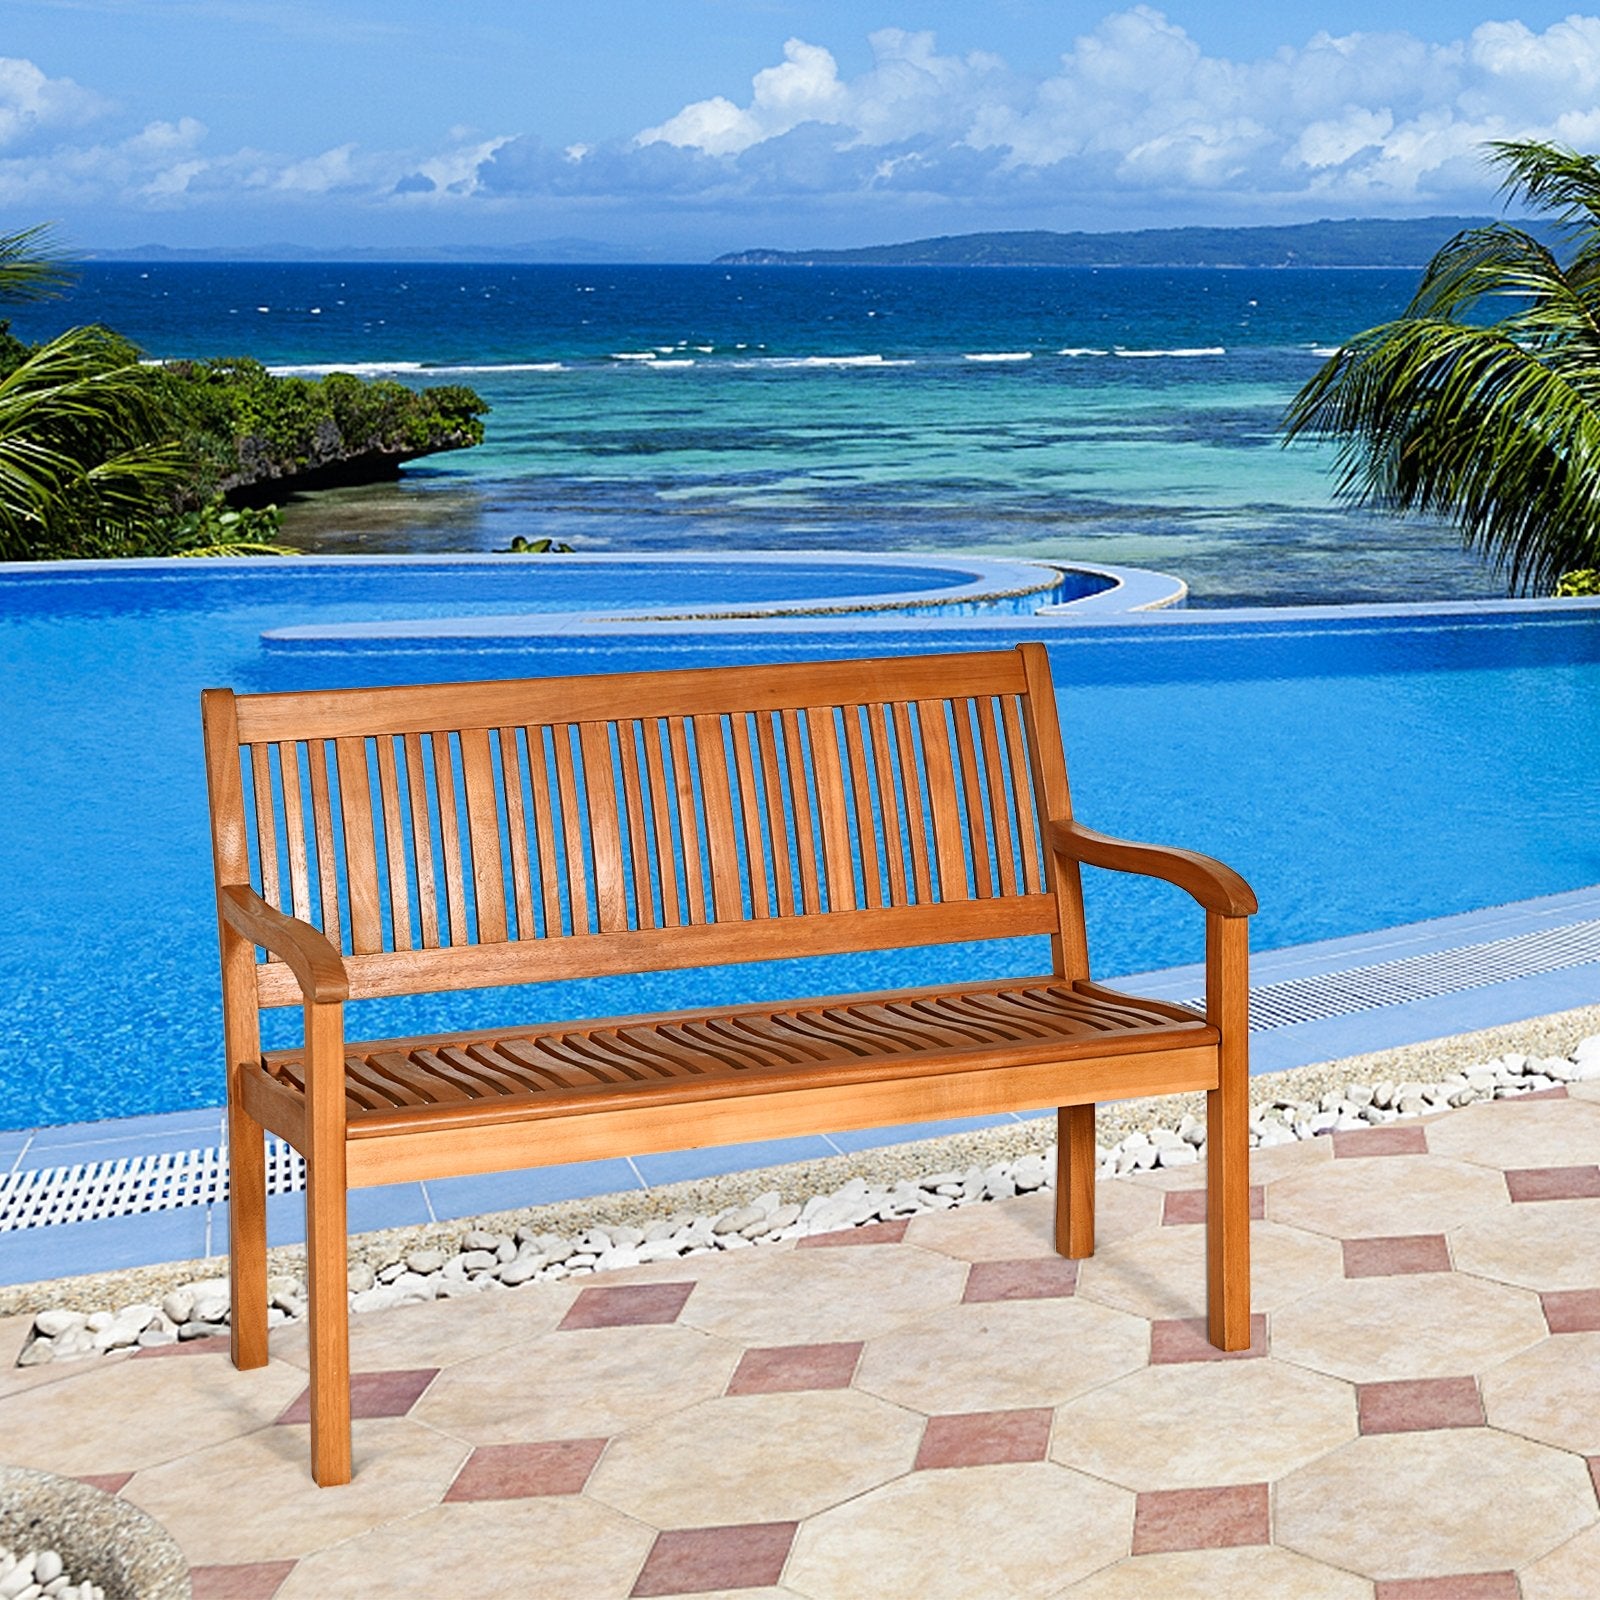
[1267,1155,1509,1238]
[275,1494,654,1600]
[586,1388,920,1526]
[123,1416,467,1565]
[1519,1521,1600,1600]
[1425,1098,1600,1168]
[1251,1136,1335,1185]
[0,1346,136,1400]
[903,1185,1161,1262]
[786,1461,1133,1600]
[1452,1198,1600,1292]
[1568,1079,1600,1104]
[1056,1545,1372,1599]
[1481,1331,1600,1452]
[1051,1358,1356,1489]
[0,1349,304,1474]
[271,1280,579,1372]
[1075,1220,1343,1320]
[1272,1273,1547,1383]
[1276,1429,1593,1579]
[411,1321,739,1444]
[0,1314,32,1367]
[854,1297,1148,1413]
[677,1242,966,1346]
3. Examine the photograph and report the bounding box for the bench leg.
[227,1100,269,1371]
[1055,1104,1097,1258]
[304,1001,352,1487]
[1206,913,1252,1351]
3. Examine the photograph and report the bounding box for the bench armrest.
[219,884,350,1004]
[1047,821,1257,918]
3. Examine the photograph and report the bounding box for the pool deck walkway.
[2,1085,1598,1598]
[4,886,1600,1286]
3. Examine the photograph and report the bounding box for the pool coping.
[5,884,1599,1285]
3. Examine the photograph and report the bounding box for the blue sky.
[7,0,1600,256]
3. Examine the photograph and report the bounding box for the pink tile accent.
[1149,1315,1268,1364]
[727,1342,862,1396]
[914,1408,1053,1470]
[1372,1575,1520,1599]
[1341,1235,1452,1278]
[1161,1186,1265,1226]
[1541,1289,1600,1334]
[797,1219,910,1248]
[1131,1483,1269,1554]
[1357,1377,1484,1435]
[73,1472,132,1496]
[1519,1085,1570,1100]
[133,1334,231,1359]
[962,1258,1078,1303]
[559,1281,695,1330]
[1589,1456,1600,1503]
[276,1367,438,1425]
[189,1562,297,1600]
[1332,1126,1429,1158]
[631,1522,797,1596]
[445,1438,606,1501]
[1505,1165,1600,1202]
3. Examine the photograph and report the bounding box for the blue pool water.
[5,560,1599,1129]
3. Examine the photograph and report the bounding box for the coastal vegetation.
[0,226,487,562]
[1285,141,1600,595]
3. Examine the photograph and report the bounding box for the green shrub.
[1554,569,1600,595]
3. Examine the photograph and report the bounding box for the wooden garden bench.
[202,643,1256,1485]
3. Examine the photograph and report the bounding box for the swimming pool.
[5,555,1599,1128]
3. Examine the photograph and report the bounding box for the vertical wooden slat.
[402,733,440,949]
[728,713,771,920]
[890,703,932,905]
[457,727,508,943]
[807,705,857,913]
[642,719,682,929]
[1002,695,1044,895]
[579,722,628,934]
[615,722,656,931]
[498,728,536,940]
[915,699,968,901]
[754,712,795,918]
[334,737,383,956]
[781,709,821,916]
[1207,912,1253,1350]
[840,705,884,909]
[374,736,413,951]
[248,744,281,909]
[666,718,708,926]
[280,742,312,924]
[551,724,592,935]
[868,705,909,908]
[432,732,470,945]
[691,714,744,921]
[976,696,1020,897]
[526,726,564,937]
[306,740,344,946]
[951,699,995,899]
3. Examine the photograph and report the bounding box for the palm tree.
[1284,139,1600,595]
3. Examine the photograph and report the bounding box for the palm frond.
[0,223,74,304]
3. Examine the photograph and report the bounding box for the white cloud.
[0,57,107,151]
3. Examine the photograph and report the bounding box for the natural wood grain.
[525,726,562,937]
[641,718,681,928]
[374,735,412,951]
[755,711,795,918]
[890,701,933,905]
[916,699,968,901]
[781,708,821,916]
[1050,819,1259,918]
[667,717,708,926]
[976,697,1019,897]
[728,712,770,919]
[869,703,908,907]
[432,732,469,945]
[1057,1103,1096,1258]
[279,741,312,924]
[402,733,440,949]
[334,738,383,956]
[303,998,351,1486]
[497,728,535,940]
[951,698,995,899]
[615,720,656,931]
[578,722,628,934]
[306,741,343,948]
[457,727,508,943]
[808,705,857,914]
[692,713,744,921]
[1207,911,1252,1351]
[1002,695,1043,896]
[550,725,590,936]
[248,743,281,910]
[840,706,884,910]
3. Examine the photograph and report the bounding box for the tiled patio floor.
[4,1084,1599,1598]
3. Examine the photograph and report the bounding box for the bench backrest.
[202,644,1085,1008]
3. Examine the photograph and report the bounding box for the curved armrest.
[220,884,350,1003]
[1048,820,1258,918]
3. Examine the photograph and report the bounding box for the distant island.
[715,217,1519,269]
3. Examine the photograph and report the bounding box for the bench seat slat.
[257,978,1214,1134]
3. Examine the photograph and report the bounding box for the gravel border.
[8,1002,1600,1342]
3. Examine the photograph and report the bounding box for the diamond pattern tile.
[1148,1316,1268,1364]
[1161,1186,1265,1226]
[276,1368,437,1426]
[188,1562,297,1600]
[560,1281,695,1330]
[1342,1235,1452,1278]
[1505,1165,1600,1202]
[962,1258,1078,1302]
[631,1522,797,1597]
[1357,1378,1484,1435]
[1131,1484,1270,1553]
[726,1342,862,1396]
[444,1438,607,1501]
[913,1408,1052,1470]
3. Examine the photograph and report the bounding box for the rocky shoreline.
[15,1026,1599,1369]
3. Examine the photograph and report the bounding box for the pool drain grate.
[6,916,1600,1231]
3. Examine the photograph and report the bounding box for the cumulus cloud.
[0,57,107,152]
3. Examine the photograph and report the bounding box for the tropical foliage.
[1284,140,1600,595]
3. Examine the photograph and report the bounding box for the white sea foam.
[963,351,1033,362]
[647,359,696,368]
[611,351,657,361]
[1113,346,1226,358]
[745,354,911,368]
[266,360,427,376]
[1307,346,1342,358]
[1056,347,1110,357]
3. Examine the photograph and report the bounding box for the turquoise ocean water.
[15,261,1503,606]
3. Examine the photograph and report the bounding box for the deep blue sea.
[10,262,1504,606]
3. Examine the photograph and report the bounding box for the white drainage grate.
[1182,918,1600,1031]
[6,917,1600,1233]
[0,1139,304,1232]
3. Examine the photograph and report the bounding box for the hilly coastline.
[715,217,1512,269]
